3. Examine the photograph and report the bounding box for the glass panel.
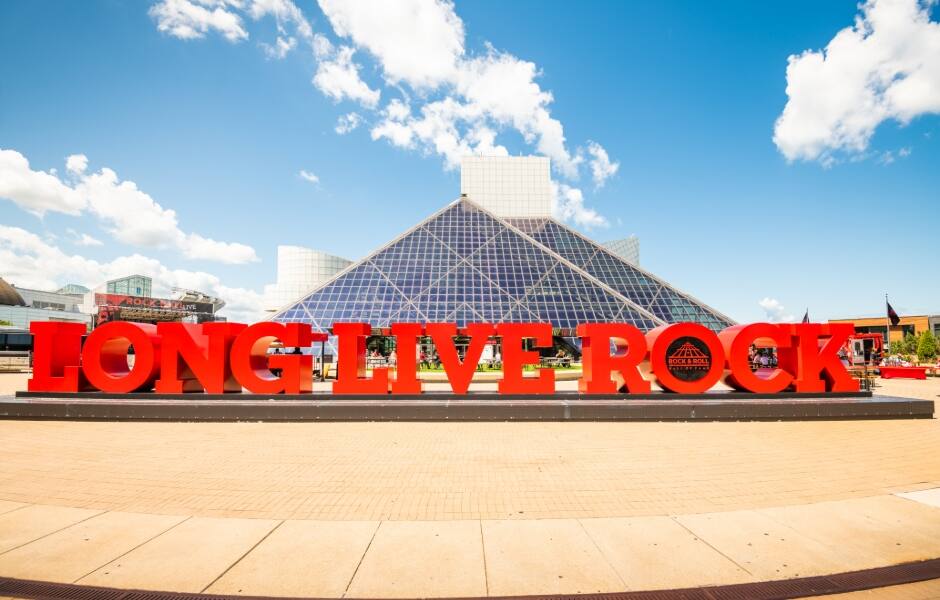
[271,199,724,335]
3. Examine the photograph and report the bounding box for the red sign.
[27,321,859,395]
[95,293,215,316]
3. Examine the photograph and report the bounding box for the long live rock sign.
[26,320,859,396]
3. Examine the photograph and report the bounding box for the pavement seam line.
[478,520,490,597]
[753,501,880,566]
[576,518,628,590]
[71,514,193,584]
[669,515,755,577]
[0,503,31,518]
[342,520,382,598]
[199,519,285,594]
[755,502,865,558]
[0,509,107,558]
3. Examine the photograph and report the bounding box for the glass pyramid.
[507,218,734,331]
[272,199,733,348]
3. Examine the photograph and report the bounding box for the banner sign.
[27,321,859,395]
[95,294,214,315]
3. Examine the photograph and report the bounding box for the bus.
[0,328,32,372]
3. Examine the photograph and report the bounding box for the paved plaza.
[0,375,938,597]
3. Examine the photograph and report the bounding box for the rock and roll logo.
[665,336,713,382]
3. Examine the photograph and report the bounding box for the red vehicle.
[845,333,884,366]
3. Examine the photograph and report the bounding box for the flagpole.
[885,293,891,355]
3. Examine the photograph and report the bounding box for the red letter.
[28,322,85,392]
[577,323,650,394]
[81,322,161,393]
[390,323,423,395]
[720,323,793,393]
[333,323,389,394]
[647,323,724,393]
[497,323,555,395]
[426,323,494,394]
[781,323,859,393]
[230,323,323,394]
[155,323,244,393]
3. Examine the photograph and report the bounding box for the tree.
[917,330,938,361]
[903,333,918,355]
[891,332,917,357]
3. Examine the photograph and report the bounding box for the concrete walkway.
[1,492,940,597]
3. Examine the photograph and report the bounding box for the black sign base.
[3,390,933,421]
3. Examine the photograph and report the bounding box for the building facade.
[271,198,734,355]
[106,274,152,298]
[272,157,734,354]
[0,277,92,330]
[602,236,640,266]
[829,314,940,347]
[264,246,353,313]
[460,156,552,218]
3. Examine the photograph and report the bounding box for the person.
[389,349,397,366]
[759,353,769,368]
[270,347,283,377]
[419,350,427,369]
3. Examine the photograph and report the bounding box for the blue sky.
[1,0,938,322]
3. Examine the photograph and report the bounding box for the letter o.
[82,322,161,393]
[647,323,724,393]
[719,323,793,393]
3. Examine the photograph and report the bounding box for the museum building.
[271,156,734,351]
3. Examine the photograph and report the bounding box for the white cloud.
[148,0,615,227]
[149,0,249,42]
[76,167,183,248]
[758,297,795,323]
[65,154,88,175]
[182,233,258,264]
[774,0,940,163]
[0,149,258,264]
[385,98,411,121]
[67,229,104,247]
[0,225,264,323]
[299,169,320,184]
[0,149,86,216]
[77,166,258,264]
[317,0,464,89]
[550,181,608,229]
[248,0,313,43]
[586,141,619,187]
[370,119,416,148]
[314,0,592,181]
[262,35,296,59]
[313,45,381,108]
[334,112,363,134]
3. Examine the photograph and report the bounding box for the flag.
[801,309,809,323]
[886,299,900,326]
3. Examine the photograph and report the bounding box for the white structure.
[0,278,91,330]
[603,236,640,266]
[460,156,552,218]
[264,246,352,312]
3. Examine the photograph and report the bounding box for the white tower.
[264,246,352,312]
[460,156,552,218]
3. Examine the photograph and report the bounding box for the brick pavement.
[0,374,937,596]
